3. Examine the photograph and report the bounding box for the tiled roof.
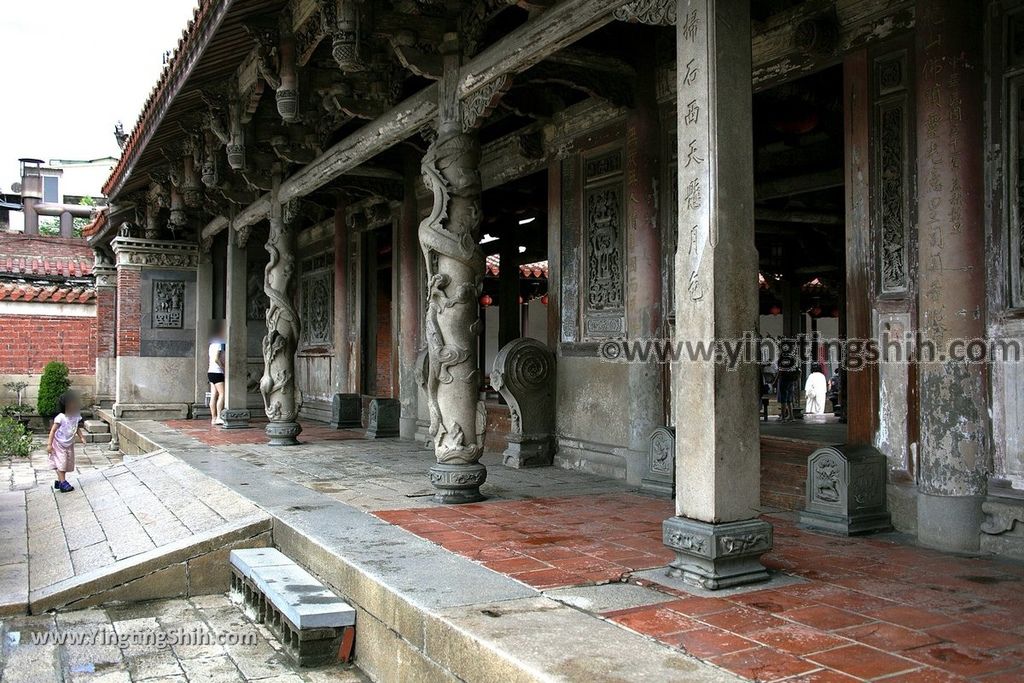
[102,0,216,198]
[82,208,108,238]
[0,283,96,304]
[0,254,93,279]
[0,233,95,281]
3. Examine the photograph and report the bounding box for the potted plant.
[37,362,71,425]
[2,381,31,428]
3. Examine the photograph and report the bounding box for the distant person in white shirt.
[804,364,828,415]
[208,321,227,426]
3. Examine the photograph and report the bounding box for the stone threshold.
[118,420,741,683]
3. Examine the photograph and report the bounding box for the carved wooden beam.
[236,0,635,218]
[612,0,676,25]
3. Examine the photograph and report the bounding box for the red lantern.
[517,295,524,305]
[479,294,493,307]
[830,307,840,318]
[810,305,823,317]
[768,304,782,315]
[540,294,549,305]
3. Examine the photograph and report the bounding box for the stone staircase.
[82,419,111,445]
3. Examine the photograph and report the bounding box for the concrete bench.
[229,548,355,666]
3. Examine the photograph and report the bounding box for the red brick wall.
[0,314,97,374]
[116,268,141,356]
[95,286,116,358]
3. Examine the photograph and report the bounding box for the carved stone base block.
[663,517,773,590]
[503,435,555,469]
[800,445,892,536]
[365,398,400,439]
[267,421,302,446]
[193,396,212,420]
[329,393,362,429]
[641,427,675,497]
[980,482,1024,560]
[429,462,486,505]
[220,409,251,430]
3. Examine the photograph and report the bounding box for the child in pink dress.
[47,392,85,493]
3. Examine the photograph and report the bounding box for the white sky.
[0,0,199,196]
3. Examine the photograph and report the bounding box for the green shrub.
[0,416,32,457]
[37,362,71,418]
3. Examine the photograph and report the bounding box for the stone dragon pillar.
[260,180,303,446]
[418,33,488,503]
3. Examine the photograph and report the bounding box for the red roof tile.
[0,233,94,279]
[0,283,96,304]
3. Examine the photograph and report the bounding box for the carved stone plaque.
[641,426,675,497]
[153,280,185,329]
[300,264,332,347]
[585,185,625,313]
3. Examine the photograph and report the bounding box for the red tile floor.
[163,418,362,446]
[376,494,1024,682]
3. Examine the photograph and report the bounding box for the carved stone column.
[260,181,303,446]
[663,0,772,590]
[419,33,488,503]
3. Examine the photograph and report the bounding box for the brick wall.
[95,286,116,358]
[0,314,97,374]
[116,268,141,356]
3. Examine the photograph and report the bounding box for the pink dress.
[49,413,80,472]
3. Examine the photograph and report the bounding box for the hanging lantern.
[769,304,782,315]
[479,294,493,307]
[517,295,524,305]
[810,305,823,317]
[540,294,549,305]
[830,306,840,318]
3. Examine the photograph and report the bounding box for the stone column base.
[503,436,554,469]
[329,393,362,429]
[430,462,487,504]
[918,493,983,553]
[662,517,773,590]
[221,409,251,429]
[267,421,302,446]
[366,399,400,439]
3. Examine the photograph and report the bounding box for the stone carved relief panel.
[300,252,333,348]
[874,311,911,472]
[582,147,626,339]
[873,52,911,297]
[1009,73,1024,308]
[153,280,185,329]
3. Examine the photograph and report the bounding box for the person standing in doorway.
[208,321,226,426]
[804,364,828,415]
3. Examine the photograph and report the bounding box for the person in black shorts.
[208,321,226,426]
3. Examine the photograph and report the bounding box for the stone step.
[83,419,109,434]
[83,432,112,444]
[230,548,355,667]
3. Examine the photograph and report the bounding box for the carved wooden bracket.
[612,0,675,25]
[461,74,512,132]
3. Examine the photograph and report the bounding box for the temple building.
[80,0,1024,590]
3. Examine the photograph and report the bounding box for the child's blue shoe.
[58,481,74,493]
[54,480,59,490]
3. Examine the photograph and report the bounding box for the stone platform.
[109,419,1024,682]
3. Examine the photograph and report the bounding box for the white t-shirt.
[54,413,81,447]
[209,339,226,373]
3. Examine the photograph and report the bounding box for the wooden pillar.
[663,0,771,590]
[843,50,879,444]
[914,0,988,552]
[397,156,422,439]
[333,195,352,395]
[223,228,250,428]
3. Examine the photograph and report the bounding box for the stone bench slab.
[229,547,293,580]
[251,563,355,629]
[83,420,110,434]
